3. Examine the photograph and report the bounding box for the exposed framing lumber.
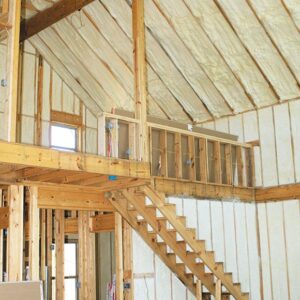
[0,189,3,281]
[153,178,254,201]
[51,110,83,127]
[28,186,40,280]
[132,0,149,161]
[35,55,43,146]
[46,209,53,300]
[89,213,114,233]
[20,0,95,41]
[123,220,133,300]
[55,209,65,300]
[255,183,300,202]
[115,212,124,300]
[7,185,24,281]
[4,0,21,142]
[196,280,203,300]
[0,141,150,178]
[0,206,9,229]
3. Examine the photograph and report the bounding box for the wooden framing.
[4,0,21,142]
[196,280,202,300]
[89,213,114,233]
[28,186,40,281]
[115,212,124,300]
[55,210,65,300]
[36,55,43,146]
[0,189,3,282]
[133,0,149,161]
[46,209,53,300]
[20,0,95,41]
[0,206,9,229]
[51,110,83,127]
[123,220,133,300]
[7,185,24,281]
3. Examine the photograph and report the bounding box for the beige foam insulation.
[186,0,277,107]
[101,0,212,122]
[38,28,112,111]
[53,19,133,111]
[154,0,253,114]
[215,0,300,101]
[144,0,231,117]
[248,0,300,83]
[283,0,300,31]
[87,2,190,122]
[29,35,101,115]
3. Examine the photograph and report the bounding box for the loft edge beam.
[20,0,95,42]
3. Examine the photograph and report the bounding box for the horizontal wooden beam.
[255,183,300,202]
[0,207,9,229]
[153,178,254,201]
[51,110,82,127]
[38,185,114,211]
[20,0,94,41]
[0,141,150,179]
[65,217,78,234]
[89,213,114,233]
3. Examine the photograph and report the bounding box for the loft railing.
[149,123,255,188]
[97,113,255,188]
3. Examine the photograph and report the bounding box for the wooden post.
[128,123,137,160]
[36,55,43,146]
[175,133,182,179]
[188,136,196,181]
[46,209,53,300]
[215,279,222,300]
[214,142,222,184]
[55,210,64,300]
[196,280,202,300]
[28,186,40,280]
[3,0,21,142]
[0,189,3,282]
[123,220,133,300]
[236,146,244,186]
[115,212,124,300]
[159,130,167,177]
[199,138,208,182]
[40,209,46,281]
[224,144,232,185]
[78,211,96,300]
[7,185,24,281]
[132,0,149,162]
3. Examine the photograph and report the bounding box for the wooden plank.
[20,0,94,41]
[256,183,300,202]
[40,209,46,281]
[0,189,3,281]
[38,185,113,211]
[132,0,148,161]
[35,55,43,146]
[51,110,82,127]
[123,220,133,300]
[215,279,222,300]
[89,213,114,233]
[153,178,254,201]
[159,130,167,177]
[115,212,124,300]
[214,142,222,184]
[4,1,21,142]
[28,186,40,281]
[64,217,78,234]
[0,141,150,178]
[54,210,64,300]
[196,280,202,300]
[188,136,196,181]
[7,185,24,281]
[236,146,244,186]
[199,138,208,182]
[224,144,232,185]
[0,207,9,229]
[174,133,182,179]
[46,209,53,300]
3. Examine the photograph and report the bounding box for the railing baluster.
[225,144,232,185]
[199,138,208,183]
[214,141,222,184]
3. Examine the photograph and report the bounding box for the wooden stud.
[224,144,233,185]
[123,220,133,300]
[40,209,46,281]
[236,146,244,186]
[89,213,115,233]
[199,138,208,182]
[0,189,3,282]
[36,55,43,146]
[128,123,137,160]
[115,212,124,300]
[132,0,149,162]
[196,280,203,300]
[7,185,24,281]
[46,209,53,300]
[159,130,167,177]
[188,136,196,181]
[175,133,182,179]
[55,210,65,300]
[28,186,40,280]
[214,142,222,184]
[51,110,82,127]
[4,0,21,142]
[0,207,9,229]
[215,279,222,300]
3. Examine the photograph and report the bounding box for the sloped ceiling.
[23,0,300,124]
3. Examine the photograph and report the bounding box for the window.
[50,124,77,151]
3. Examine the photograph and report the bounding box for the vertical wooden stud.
[115,212,124,300]
[0,189,3,282]
[188,136,196,181]
[28,186,40,280]
[236,146,244,186]
[132,0,149,162]
[111,119,119,158]
[199,138,208,182]
[98,114,106,156]
[123,220,133,300]
[214,142,222,184]
[36,55,43,146]
[196,280,203,300]
[215,279,222,300]
[3,0,21,142]
[46,209,53,300]
[7,185,24,281]
[40,209,46,281]
[159,130,167,177]
[224,144,233,185]
[175,133,182,179]
[55,210,64,300]
[128,123,137,160]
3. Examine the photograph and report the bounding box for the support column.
[78,211,96,300]
[123,220,133,300]
[7,185,24,281]
[4,1,21,142]
[46,209,53,300]
[55,210,64,300]
[28,186,40,280]
[0,189,3,282]
[115,212,123,300]
[132,0,148,161]
[196,280,202,300]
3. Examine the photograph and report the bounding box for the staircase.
[106,185,249,300]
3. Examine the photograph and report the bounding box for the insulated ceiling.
[23,0,300,124]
